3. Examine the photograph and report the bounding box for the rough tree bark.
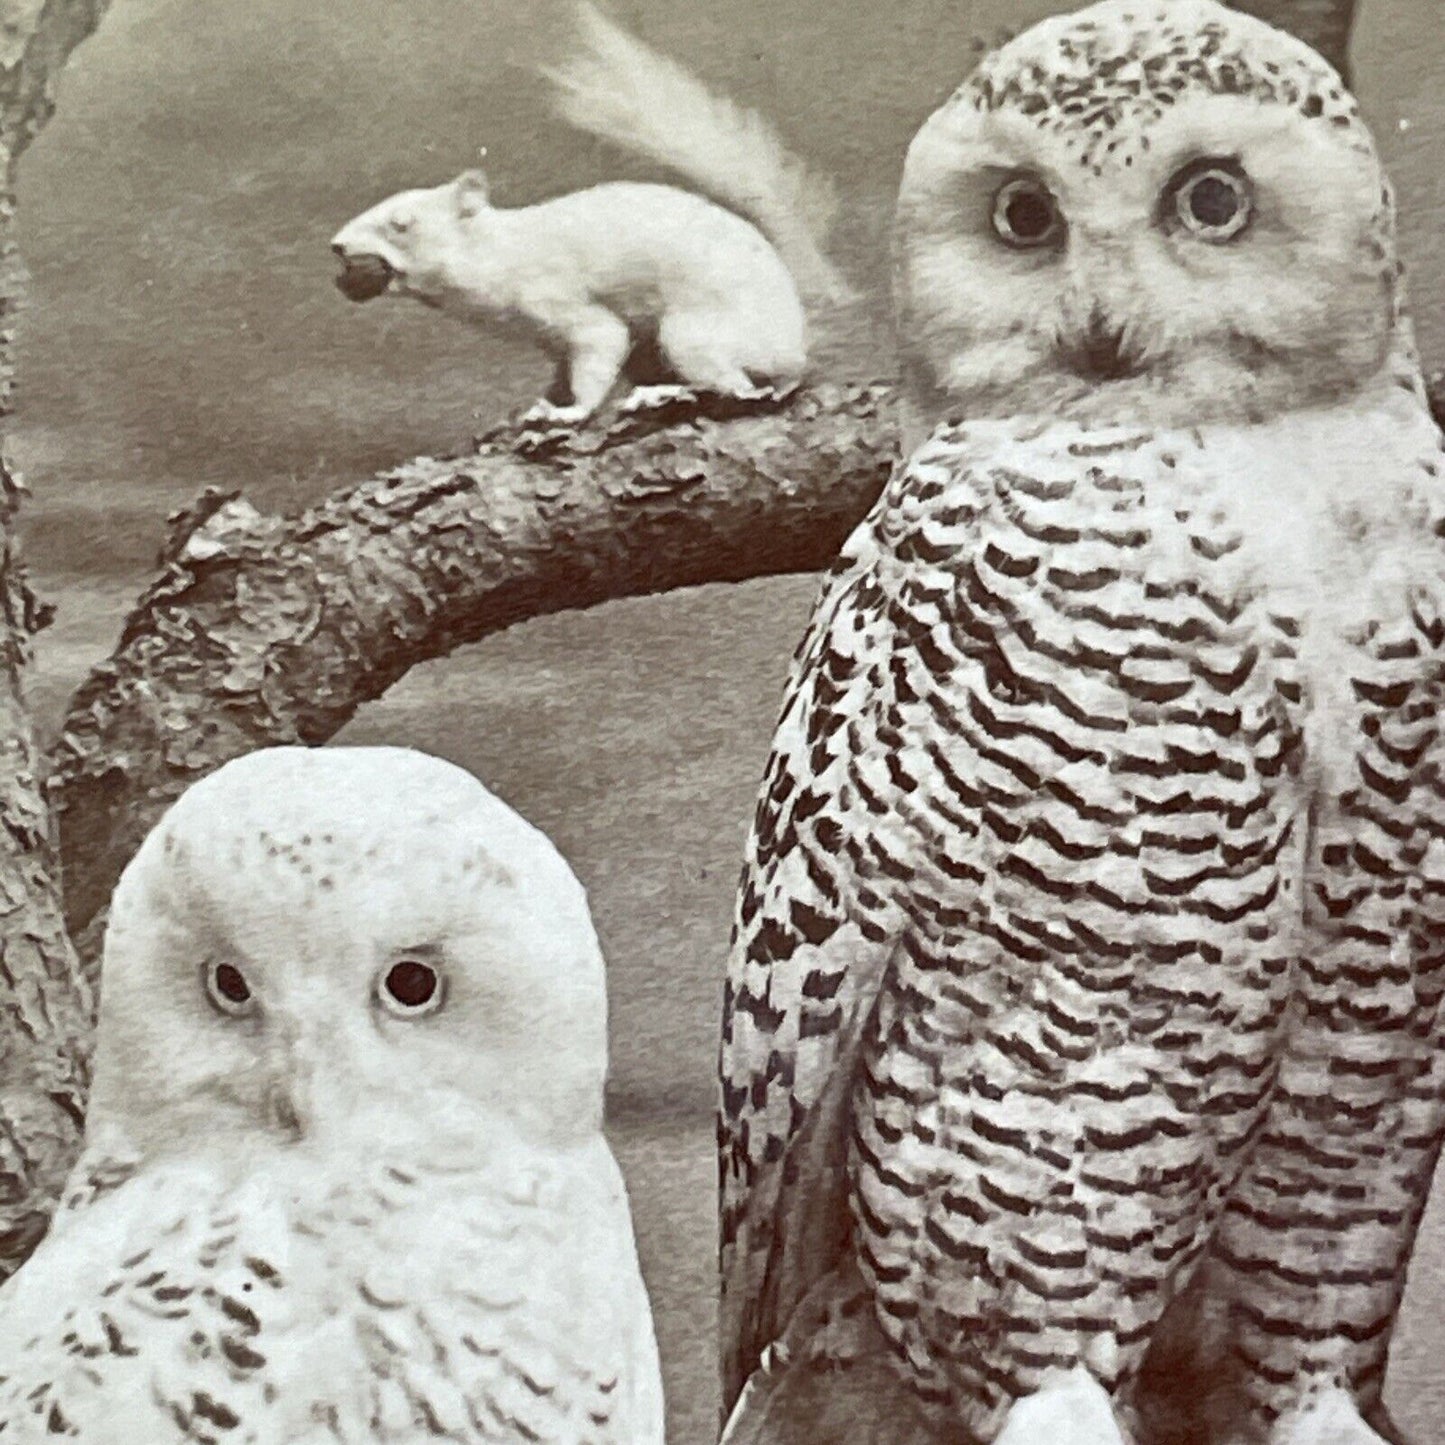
[0,0,110,1279]
[0,0,1380,1295]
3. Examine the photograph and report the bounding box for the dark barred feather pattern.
[1206,587,1445,1423]
[718,407,1445,1441]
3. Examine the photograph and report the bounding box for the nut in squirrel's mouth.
[334,253,396,302]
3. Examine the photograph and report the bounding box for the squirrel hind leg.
[657,310,804,398]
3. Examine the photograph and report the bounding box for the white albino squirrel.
[329,2,853,425]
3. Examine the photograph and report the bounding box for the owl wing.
[1178,415,1445,1438]
[718,443,960,1411]
[0,1154,283,1444]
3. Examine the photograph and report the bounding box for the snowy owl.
[719,3,1444,1445]
[0,746,664,1444]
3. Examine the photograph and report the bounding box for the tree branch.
[48,387,895,941]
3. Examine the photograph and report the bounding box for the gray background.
[11,0,1445,1439]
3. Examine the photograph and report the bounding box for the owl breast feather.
[823,406,1441,1418]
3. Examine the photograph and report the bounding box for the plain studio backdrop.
[10,0,1445,1438]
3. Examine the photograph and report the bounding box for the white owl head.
[893,0,1402,446]
[86,746,610,1165]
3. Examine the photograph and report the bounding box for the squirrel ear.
[454,168,490,217]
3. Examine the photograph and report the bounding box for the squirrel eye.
[379,959,443,1017]
[991,177,1063,249]
[1168,160,1252,241]
[205,961,255,1017]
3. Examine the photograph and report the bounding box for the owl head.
[893,0,1403,448]
[86,747,610,1167]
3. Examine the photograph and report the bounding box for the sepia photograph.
[0,0,1444,1440]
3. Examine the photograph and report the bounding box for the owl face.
[893,0,1399,446]
[88,747,609,1165]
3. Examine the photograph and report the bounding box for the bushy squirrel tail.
[543,2,857,309]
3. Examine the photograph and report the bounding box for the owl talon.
[994,1366,1127,1445]
[1269,1389,1391,1445]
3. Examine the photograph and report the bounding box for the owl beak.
[264,1038,317,1141]
[1056,307,1142,382]
[265,1074,310,1141]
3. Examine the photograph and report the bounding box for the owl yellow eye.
[991,177,1062,249]
[205,961,255,1016]
[379,959,443,1017]
[1168,160,1252,241]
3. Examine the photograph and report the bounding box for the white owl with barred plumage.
[720,4,1445,1445]
[0,746,664,1444]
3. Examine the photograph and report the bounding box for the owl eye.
[205,961,256,1017]
[1167,160,1252,241]
[991,177,1063,249]
[378,959,443,1017]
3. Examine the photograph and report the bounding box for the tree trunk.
[0,0,110,1281]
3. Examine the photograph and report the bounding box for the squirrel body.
[330,4,847,422]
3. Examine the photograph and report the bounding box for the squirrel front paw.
[519,399,593,429]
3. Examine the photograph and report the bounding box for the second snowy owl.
[0,746,663,1444]
[721,3,1445,1445]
